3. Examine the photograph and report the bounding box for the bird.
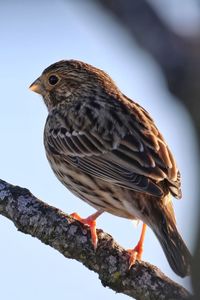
[29,59,191,277]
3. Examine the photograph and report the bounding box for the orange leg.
[70,210,104,249]
[127,223,147,268]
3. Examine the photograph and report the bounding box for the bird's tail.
[148,199,192,277]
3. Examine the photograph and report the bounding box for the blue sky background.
[0,1,199,299]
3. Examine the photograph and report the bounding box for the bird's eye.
[48,75,59,86]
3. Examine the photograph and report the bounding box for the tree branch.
[0,179,190,300]
[97,0,200,133]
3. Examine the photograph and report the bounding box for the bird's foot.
[127,243,144,269]
[127,223,147,269]
[70,210,103,249]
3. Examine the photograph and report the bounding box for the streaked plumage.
[30,59,191,277]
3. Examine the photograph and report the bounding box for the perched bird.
[30,59,191,277]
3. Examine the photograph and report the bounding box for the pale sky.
[0,1,198,299]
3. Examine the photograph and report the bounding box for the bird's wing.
[45,98,181,198]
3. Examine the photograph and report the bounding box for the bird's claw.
[70,212,98,249]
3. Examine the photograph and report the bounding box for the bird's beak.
[29,77,43,94]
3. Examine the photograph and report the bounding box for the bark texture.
[0,179,191,300]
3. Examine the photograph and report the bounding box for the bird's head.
[29,60,119,111]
